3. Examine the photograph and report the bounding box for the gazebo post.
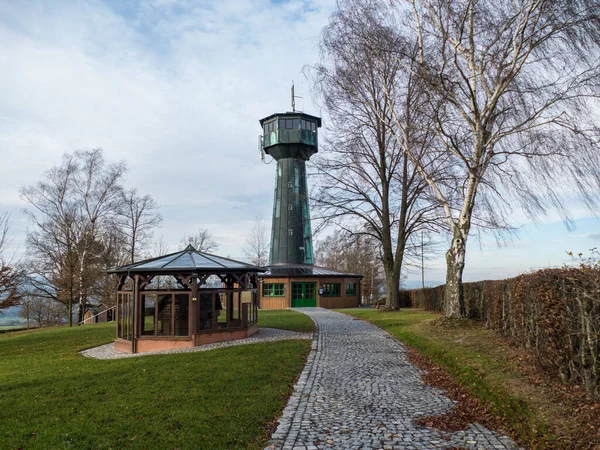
[132,274,139,354]
[212,293,218,330]
[190,275,198,335]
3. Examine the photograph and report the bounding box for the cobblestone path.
[266,308,521,450]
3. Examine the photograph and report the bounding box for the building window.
[285,119,293,129]
[346,283,356,296]
[321,283,341,297]
[288,229,294,236]
[263,283,285,297]
[288,204,293,210]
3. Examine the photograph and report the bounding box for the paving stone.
[265,308,522,450]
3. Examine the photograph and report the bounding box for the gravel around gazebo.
[80,327,312,359]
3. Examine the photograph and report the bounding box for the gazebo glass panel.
[217,293,228,327]
[231,292,240,321]
[166,253,195,268]
[198,293,213,330]
[142,294,156,335]
[127,294,134,341]
[117,294,123,339]
[174,294,189,336]
[157,294,172,335]
[134,253,180,269]
[191,253,224,268]
[208,255,250,268]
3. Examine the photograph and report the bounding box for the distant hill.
[401,280,444,290]
[0,306,26,327]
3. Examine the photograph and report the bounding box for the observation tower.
[259,110,321,266]
[257,89,363,309]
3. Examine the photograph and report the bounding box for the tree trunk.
[444,228,467,318]
[384,266,401,310]
[77,249,87,326]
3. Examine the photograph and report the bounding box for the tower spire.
[291,82,295,112]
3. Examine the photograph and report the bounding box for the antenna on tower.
[291,81,302,112]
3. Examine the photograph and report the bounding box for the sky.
[0,0,598,286]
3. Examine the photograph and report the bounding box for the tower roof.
[259,111,322,127]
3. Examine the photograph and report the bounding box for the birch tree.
[70,150,125,324]
[310,0,442,309]
[384,0,600,317]
[21,150,126,325]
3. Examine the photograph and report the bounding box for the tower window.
[288,229,294,236]
[288,181,293,188]
[263,120,276,134]
[302,120,314,130]
[288,204,293,210]
[285,119,293,129]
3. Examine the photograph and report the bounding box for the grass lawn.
[258,309,315,332]
[341,308,598,449]
[0,313,311,450]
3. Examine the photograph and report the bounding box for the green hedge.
[403,266,600,399]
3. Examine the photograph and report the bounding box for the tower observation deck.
[259,112,322,267]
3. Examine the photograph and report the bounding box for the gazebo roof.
[108,245,266,274]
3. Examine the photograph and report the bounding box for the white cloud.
[0,0,335,259]
[1,0,597,281]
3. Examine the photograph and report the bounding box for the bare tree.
[180,228,219,253]
[0,212,22,311]
[310,0,442,309]
[21,149,126,325]
[242,214,269,266]
[119,189,162,264]
[72,150,125,324]
[92,226,127,307]
[19,295,65,328]
[19,295,32,329]
[382,0,600,316]
[315,233,386,303]
[151,235,170,258]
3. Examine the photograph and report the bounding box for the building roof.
[108,245,266,275]
[259,264,363,278]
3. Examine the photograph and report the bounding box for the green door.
[291,282,316,307]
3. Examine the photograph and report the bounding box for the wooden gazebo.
[108,245,265,354]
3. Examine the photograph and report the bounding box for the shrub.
[404,259,600,399]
